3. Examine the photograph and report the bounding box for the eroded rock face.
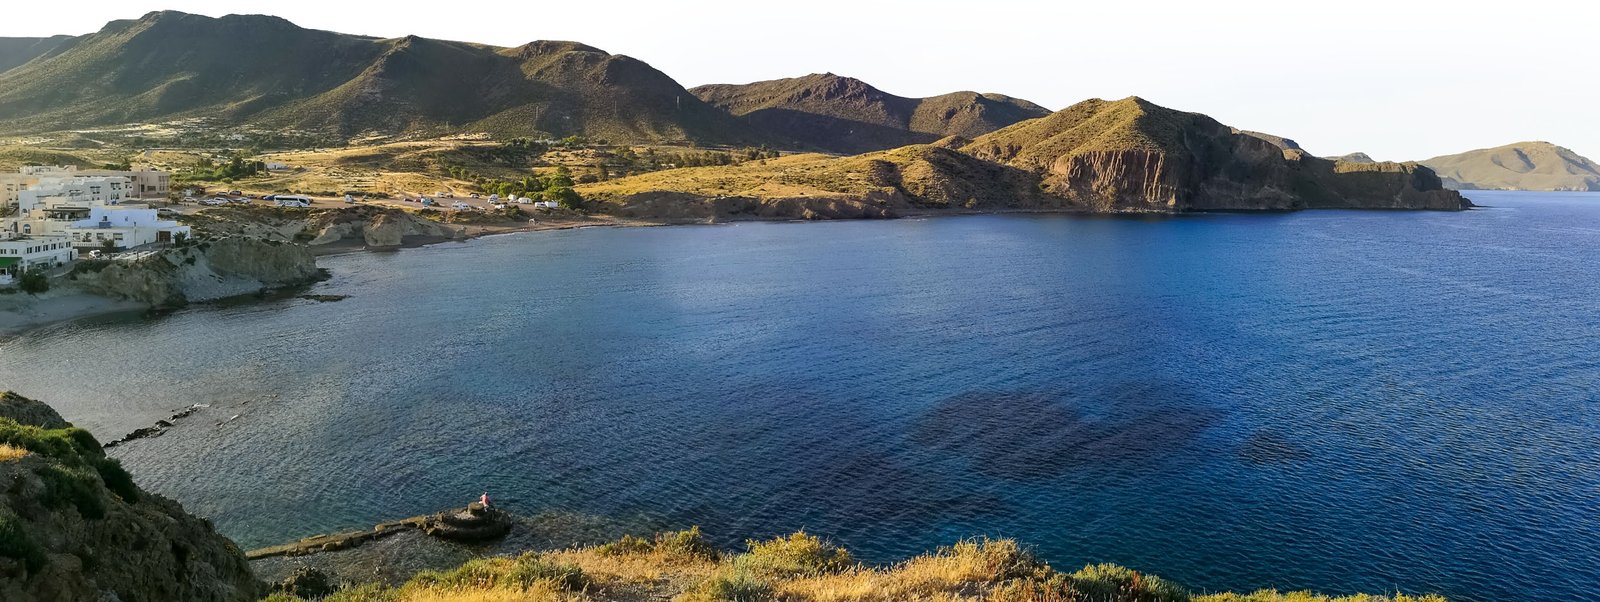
[964,97,1469,213]
[0,392,263,602]
[69,237,322,307]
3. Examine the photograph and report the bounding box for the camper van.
[275,194,313,208]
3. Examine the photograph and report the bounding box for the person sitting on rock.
[479,492,490,508]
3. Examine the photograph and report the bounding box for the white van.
[275,194,313,208]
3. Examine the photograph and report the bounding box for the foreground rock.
[248,503,512,561]
[0,391,262,601]
[67,237,323,308]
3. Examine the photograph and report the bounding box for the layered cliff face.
[963,97,1468,212]
[0,392,262,602]
[69,237,322,307]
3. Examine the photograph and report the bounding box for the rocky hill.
[1419,141,1600,191]
[0,391,261,602]
[0,12,755,144]
[963,97,1467,211]
[582,96,1466,217]
[691,73,1051,154]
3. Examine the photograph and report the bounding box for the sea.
[2,190,1596,601]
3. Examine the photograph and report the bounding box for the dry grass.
[270,531,1449,602]
[0,443,28,462]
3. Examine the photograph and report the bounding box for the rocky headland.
[0,392,262,602]
[66,237,324,309]
[581,97,1469,218]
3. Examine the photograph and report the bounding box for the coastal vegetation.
[259,529,1445,602]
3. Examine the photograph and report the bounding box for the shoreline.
[0,204,1475,339]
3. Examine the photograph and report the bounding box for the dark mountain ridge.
[0,11,754,144]
[690,72,1052,153]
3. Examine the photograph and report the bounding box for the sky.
[4,0,1596,160]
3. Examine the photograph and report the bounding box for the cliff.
[0,392,261,602]
[181,205,466,249]
[68,237,323,308]
[962,97,1468,212]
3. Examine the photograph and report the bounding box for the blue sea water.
[2,190,1598,601]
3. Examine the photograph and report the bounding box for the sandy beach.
[0,288,146,338]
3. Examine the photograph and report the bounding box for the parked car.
[157,207,178,216]
[228,190,242,196]
[181,196,197,203]
[492,203,507,210]
[344,194,356,204]
[201,198,228,206]
[451,201,470,210]
[262,194,277,201]
[469,193,480,198]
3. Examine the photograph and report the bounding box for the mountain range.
[0,11,1583,199]
[690,73,1051,154]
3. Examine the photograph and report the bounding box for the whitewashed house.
[0,232,77,283]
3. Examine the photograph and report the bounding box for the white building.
[34,205,190,250]
[15,175,130,210]
[0,232,77,283]
[2,165,171,205]
[10,181,190,251]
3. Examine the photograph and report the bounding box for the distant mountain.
[0,35,74,73]
[959,96,1466,211]
[1333,152,1376,164]
[1419,141,1600,191]
[0,11,755,144]
[689,73,1051,154]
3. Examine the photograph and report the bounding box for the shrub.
[686,567,773,602]
[36,464,106,519]
[0,510,46,573]
[93,457,140,503]
[17,269,48,294]
[407,553,588,592]
[1069,563,1191,602]
[736,531,853,578]
[597,526,720,562]
[321,583,400,602]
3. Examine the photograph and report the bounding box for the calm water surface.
[3,191,1598,601]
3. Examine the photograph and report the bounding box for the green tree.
[17,268,48,295]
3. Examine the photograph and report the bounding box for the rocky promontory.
[0,392,262,602]
[581,97,1469,218]
[67,237,324,308]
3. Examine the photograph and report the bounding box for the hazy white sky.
[5,0,1595,160]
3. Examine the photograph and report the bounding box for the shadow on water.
[909,383,1222,480]
[1239,431,1314,465]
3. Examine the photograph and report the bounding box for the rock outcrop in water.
[0,392,262,602]
[68,237,323,307]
